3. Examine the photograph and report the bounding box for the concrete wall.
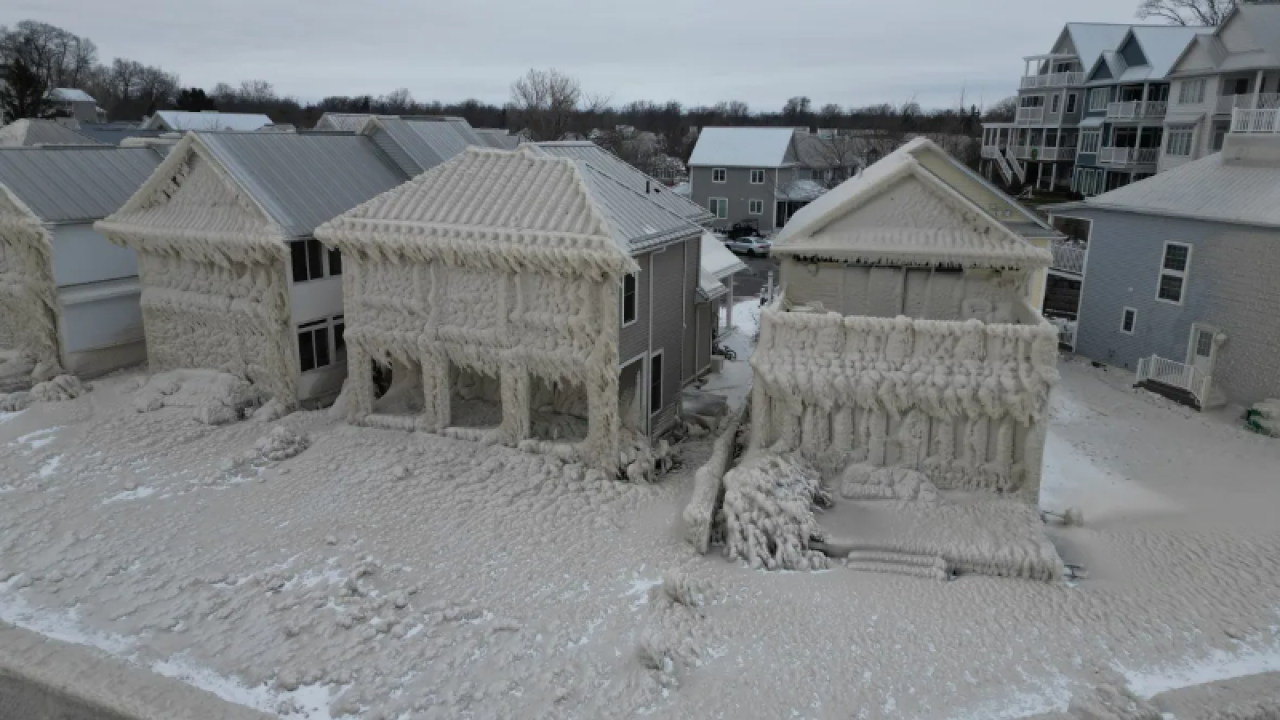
[1069,207,1280,406]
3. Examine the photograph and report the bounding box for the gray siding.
[682,235,699,383]
[1068,208,1280,406]
[695,301,713,374]
[651,240,687,423]
[690,166,777,233]
[619,252,652,363]
[1119,37,1146,67]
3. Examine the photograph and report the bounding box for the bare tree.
[0,21,97,89]
[237,80,276,104]
[0,37,54,120]
[1136,0,1239,25]
[508,68,583,141]
[983,96,1018,122]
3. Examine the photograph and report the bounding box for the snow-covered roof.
[534,141,713,225]
[0,146,161,223]
[698,266,729,302]
[688,127,795,168]
[775,179,827,202]
[772,138,1051,269]
[0,119,98,148]
[145,111,273,132]
[1170,2,1280,76]
[701,232,747,280]
[49,88,97,103]
[1056,142,1280,230]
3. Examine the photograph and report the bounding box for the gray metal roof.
[75,123,166,146]
[198,132,409,238]
[371,117,482,176]
[474,129,521,150]
[534,141,714,225]
[0,146,161,223]
[0,119,99,147]
[1063,24,1134,73]
[576,162,703,253]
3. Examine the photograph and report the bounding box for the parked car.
[724,219,760,240]
[724,236,771,257]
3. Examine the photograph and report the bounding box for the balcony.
[1106,101,1168,121]
[1231,108,1280,133]
[1019,72,1085,90]
[1216,93,1280,115]
[1098,146,1160,166]
[1049,238,1086,275]
[1016,107,1045,124]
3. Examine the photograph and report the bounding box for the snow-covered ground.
[2,353,1280,718]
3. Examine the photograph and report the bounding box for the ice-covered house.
[0,146,161,387]
[748,138,1058,502]
[94,132,409,407]
[316,145,709,469]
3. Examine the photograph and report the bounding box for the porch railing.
[1232,107,1280,133]
[1016,107,1045,124]
[1106,101,1168,120]
[1098,146,1160,166]
[1020,72,1085,89]
[1038,146,1077,162]
[1049,239,1086,274]
[1136,355,1212,405]
[1215,93,1280,114]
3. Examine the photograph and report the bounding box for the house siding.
[650,239,690,429]
[1069,208,1280,406]
[682,234,699,383]
[690,165,778,234]
[695,301,714,374]
[619,251,652,363]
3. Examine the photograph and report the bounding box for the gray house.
[688,127,836,234]
[1050,130,1280,409]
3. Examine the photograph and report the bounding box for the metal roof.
[197,132,409,238]
[0,119,99,147]
[369,116,482,176]
[534,141,714,225]
[314,113,376,132]
[75,123,166,146]
[147,111,272,132]
[0,146,161,223]
[1122,26,1212,81]
[688,127,795,168]
[474,128,521,150]
[1171,3,1280,76]
[575,162,703,253]
[701,232,746,279]
[1062,24,1133,73]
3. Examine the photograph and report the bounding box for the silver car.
[724,236,771,257]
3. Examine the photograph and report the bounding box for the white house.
[0,146,161,387]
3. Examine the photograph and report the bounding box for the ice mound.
[30,374,87,403]
[722,454,833,571]
[839,463,941,504]
[133,370,261,425]
[256,426,310,461]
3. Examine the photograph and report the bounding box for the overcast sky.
[8,0,1142,111]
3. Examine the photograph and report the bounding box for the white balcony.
[1015,107,1045,124]
[1106,101,1168,121]
[1231,107,1280,133]
[1049,239,1086,275]
[1038,147,1077,162]
[1098,147,1159,166]
[1217,93,1280,114]
[1136,355,1212,407]
[1019,71,1085,89]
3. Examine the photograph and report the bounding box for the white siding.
[50,224,138,287]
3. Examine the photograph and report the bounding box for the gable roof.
[0,146,161,223]
[145,111,273,132]
[474,128,521,150]
[314,113,376,132]
[0,119,99,148]
[688,127,796,168]
[534,141,714,225]
[75,123,166,146]
[772,138,1050,269]
[1062,23,1135,74]
[361,116,483,176]
[1123,26,1212,81]
[1170,2,1280,76]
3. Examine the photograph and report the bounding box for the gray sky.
[9,0,1141,111]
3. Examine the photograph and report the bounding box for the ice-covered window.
[709,197,728,219]
[712,168,727,183]
[291,239,330,283]
[1166,126,1194,156]
[297,319,332,373]
[1121,307,1137,334]
[749,169,765,184]
[649,353,663,416]
[1157,242,1191,304]
[748,199,763,215]
[622,273,638,326]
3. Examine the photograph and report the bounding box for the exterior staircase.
[1004,145,1026,183]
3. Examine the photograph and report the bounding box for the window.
[1157,241,1191,304]
[649,352,663,416]
[1066,93,1078,114]
[1121,307,1137,335]
[1166,126,1194,156]
[712,168,727,183]
[748,199,764,215]
[1195,329,1213,357]
[621,273,638,326]
[709,197,728,219]
[1178,78,1206,105]
[297,319,331,373]
[1020,95,1045,108]
[1051,94,1061,113]
[1089,88,1109,111]
[1080,130,1101,154]
[328,248,342,276]
[333,315,345,352]
[749,169,765,184]
[1211,122,1228,151]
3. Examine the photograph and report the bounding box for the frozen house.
[315,145,710,469]
[0,146,161,387]
[748,138,1059,502]
[94,132,410,406]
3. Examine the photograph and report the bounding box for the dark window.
[291,241,309,283]
[298,320,332,373]
[1196,330,1213,357]
[334,316,345,352]
[649,354,663,416]
[1066,94,1077,113]
[307,239,324,280]
[1122,308,1136,333]
[1158,274,1184,302]
[622,273,638,325]
[1162,244,1188,272]
[328,248,343,276]
[292,239,329,283]
[1051,94,1061,113]
[298,328,316,372]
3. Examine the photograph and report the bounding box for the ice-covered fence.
[748,300,1058,500]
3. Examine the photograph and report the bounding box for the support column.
[419,347,450,432]
[726,273,735,332]
[500,364,531,444]
[348,342,375,422]
[1254,70,1265,109]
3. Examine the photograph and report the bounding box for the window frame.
[1079,130,1101,155]
[296,315,345,374]
[747,198,764,216]
[290,238,337,284]
[749,169,765,184]
[649,351,664,418]
[1051,93,1061,113]
[621,272,638,328]
[1156,241,1192,305]
[1165,126,1194,156]
[1178,78,1206,105]
[709,197,728,220]
[1065,93,1078,114]
[711,168,727,183]
[1089,88,1109,112]
[1120,307,1137,335]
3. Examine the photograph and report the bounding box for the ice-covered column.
[419,347,450,432]
[346,341,375,421]
[1020,419,1048,504]
[747,382,771,451]
[500,364,531,444]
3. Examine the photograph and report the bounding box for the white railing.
[1215,92,1280,114]
[1136,355,1212,405]
[1106,101,1168,120]
[981,146,1001,159]
[1232,107,1280,133]
[1004,145,1025,182]
[1038,147,1077,162]
[1020,72,1085,89]
[1012,144,1033,160]
[991,149,1013,184]
[1016,107,1045,124]
[1099,146,1160,166]
[1049,239,1086,274]
[1057,323,1077,349]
